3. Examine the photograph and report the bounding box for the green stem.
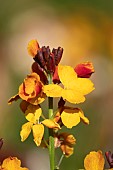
[48,73,55,170]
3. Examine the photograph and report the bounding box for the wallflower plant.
[0,39,109,169]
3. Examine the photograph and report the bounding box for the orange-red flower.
[74,61,95,78]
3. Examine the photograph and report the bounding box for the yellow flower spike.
[25,104,42,124]
[42,119,61,129]
[27,39,40,57]
[20,122,33,142]
[0,157,28,170]
[84,151,105,170]
[32,124,44,146]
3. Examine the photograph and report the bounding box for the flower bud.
[74,62,94,78]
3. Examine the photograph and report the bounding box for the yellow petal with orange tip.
[1,157,28,170]
[84,150,105,170]
[32,124,44,146]
[42,119,61,129]
[43,84,63,97]
[27,39,40,57]
[20,122,33,142]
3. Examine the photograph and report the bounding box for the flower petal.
[84,151,105,170]
[62,89,85,104]
[32,124,44,146]
[42,119,61,129]
[1,157,28,170]
[27,39,40,57]
[20,122,32,142]
[71,78,95,95]
[58,65,77,89]
[61,108,80,128]
[79,110,89,124]
[25,104,42,123]
[60,144,74,157]
[8,94,20,104]
[43,84,63,97]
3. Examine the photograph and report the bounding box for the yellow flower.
[20,104,44,146]
[84,151,105,170]
[43,65,95,104]
[20,103,60,146]
[55,106,89,128]
[0,157,28,170]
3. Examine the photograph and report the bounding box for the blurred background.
[1,0,113,169]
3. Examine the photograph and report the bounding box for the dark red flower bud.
[52,47,63,65]
[42,46,50,63]
[32,62,48,84]
[34,49,46,70]
[105,151,113,168]
[74,62,95,78]
[46,53,55,74]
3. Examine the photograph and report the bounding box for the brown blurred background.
[0,0,113,169]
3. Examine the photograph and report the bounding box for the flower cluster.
[8,39,95,158]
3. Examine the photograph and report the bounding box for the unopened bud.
[74,62,95,78]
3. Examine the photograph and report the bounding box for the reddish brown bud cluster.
[34,46,63,74]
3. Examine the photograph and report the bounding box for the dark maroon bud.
[42,46,50,63]
[34,49,46,70]
[54,47,63,65]
[46,54,55,74]
[58,97,66,108]
[52,48,58,56]
[0,138,3,150]
[105,151,113,168]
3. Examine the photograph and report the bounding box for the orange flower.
[84,151,105,170]
[8,72,46,105]
[0,157,28,170]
